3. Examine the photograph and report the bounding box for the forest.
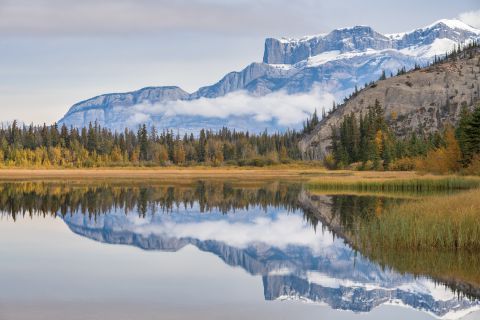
[0,121,304,167]
[326,41,480,174]
[329,100,480,174]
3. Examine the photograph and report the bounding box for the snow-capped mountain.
[59,19,480,133]
[61,198,480,319]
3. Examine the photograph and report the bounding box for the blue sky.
[1,0,479,124]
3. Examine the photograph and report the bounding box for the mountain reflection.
[0,181,479,318]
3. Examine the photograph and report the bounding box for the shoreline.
[0,167,322,180]
[0,167,466,181]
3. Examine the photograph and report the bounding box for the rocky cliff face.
[263,20,480,65]
[263,26,391,65]
[299,46,480,160]
[61,86,189,130]
[59,19,480,133]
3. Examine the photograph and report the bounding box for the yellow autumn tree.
[174,143,186,165]
[418,126,461,174]
[110,145,123,163]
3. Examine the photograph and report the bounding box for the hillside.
[299,45,480,160]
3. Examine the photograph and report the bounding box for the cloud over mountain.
[125,88,334,128]
[459,10,480,29]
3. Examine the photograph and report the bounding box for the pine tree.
[462,105,480,162]
[456,105,473,163]
[138,124,148,161]
[198,129,207,162]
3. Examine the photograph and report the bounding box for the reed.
[352,189,480,251]
[307,177,480,193]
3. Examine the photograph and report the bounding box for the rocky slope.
[300,46,480,160]
[59,19,480,133]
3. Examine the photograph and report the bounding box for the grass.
[352,189,480,251]
[307,176,480,193]
[0,166,324,181]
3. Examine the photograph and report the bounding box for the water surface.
[0,180,478,320]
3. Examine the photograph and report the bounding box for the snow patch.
[399,38,457,58]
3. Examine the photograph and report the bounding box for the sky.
[1,0,479,124]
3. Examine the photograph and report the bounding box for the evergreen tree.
[462,105,480,162]
[138,124,148,161]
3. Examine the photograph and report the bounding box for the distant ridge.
[59,19,480,134]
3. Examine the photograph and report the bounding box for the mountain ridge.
[59,19,480,133]
[299,43,480,160]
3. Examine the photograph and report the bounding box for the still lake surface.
[0,180,479,320]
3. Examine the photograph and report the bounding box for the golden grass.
[0,166,324,180]
[308,176,480,192]
[353,189,480,250]
[0,166,467,181]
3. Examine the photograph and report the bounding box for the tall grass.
[352,189,480,251]
[308,177,480,193]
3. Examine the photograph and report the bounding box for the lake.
[0,180,478,320]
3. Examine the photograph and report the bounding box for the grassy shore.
[0,165,473,181]
[352,189,480,251]
[0,166,326,180]
[0,166,412,181]
[307,176,480,192]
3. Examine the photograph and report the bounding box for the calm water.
[0,180,479,320]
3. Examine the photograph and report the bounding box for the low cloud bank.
[125,88,335,128]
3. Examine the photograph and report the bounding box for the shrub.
[347,162,363,171]
[362,160,374,171]
[416,127,461,174]
[389,157,417,171]
[323,153,336,169]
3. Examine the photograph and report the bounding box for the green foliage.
[329,97,475,171]
[331,99,399,168]
[457,104,480,165]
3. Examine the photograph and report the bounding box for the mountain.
[60,197,480,319]
[299,42,480,160]
[59,19,480,133]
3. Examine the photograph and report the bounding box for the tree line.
[0,121,304,167]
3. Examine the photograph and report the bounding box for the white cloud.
[126,87,334,127]
[458,10,480,29]
[131,214,337,254]
[126,112,150,126]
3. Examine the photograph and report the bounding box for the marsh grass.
[352,189,480,251]
[308,177,480,193]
